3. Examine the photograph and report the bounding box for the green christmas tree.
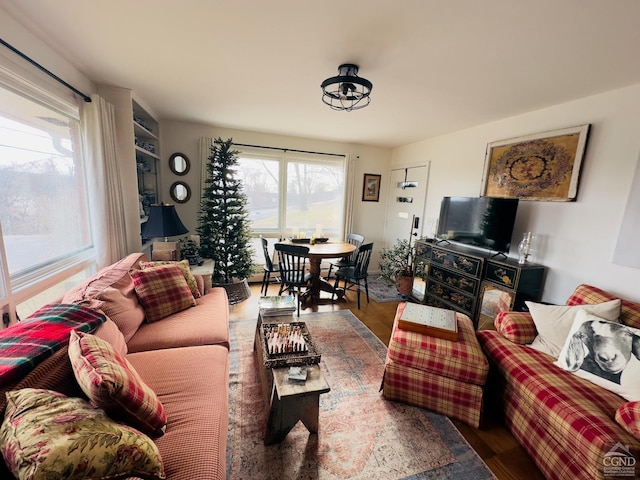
[197,138,254,284]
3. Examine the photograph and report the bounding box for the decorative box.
[260,322,321,368]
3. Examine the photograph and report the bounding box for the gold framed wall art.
[362,173,381,202]
[481,124,590,201]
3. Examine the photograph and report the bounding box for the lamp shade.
[142,204,188,239]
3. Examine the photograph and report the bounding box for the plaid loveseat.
[477,284,640,480]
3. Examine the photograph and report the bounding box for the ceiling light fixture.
[321,63,372,112]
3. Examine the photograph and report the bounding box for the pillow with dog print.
[555,310,640,401]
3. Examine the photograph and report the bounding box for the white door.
[383,165,430,249]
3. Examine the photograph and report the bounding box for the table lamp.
[143,204,189,260]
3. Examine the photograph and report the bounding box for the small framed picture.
[362,173,381,202]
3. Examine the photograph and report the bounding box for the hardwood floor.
[230,282,545,480]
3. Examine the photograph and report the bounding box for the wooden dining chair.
[260,236,280,295]
[275,243,312,316]
[332,242,374,309]
[326,233,365,279]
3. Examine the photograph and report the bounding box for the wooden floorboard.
[230,281,545,480]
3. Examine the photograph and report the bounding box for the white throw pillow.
[526,299,621,358]
[555,311,640,401]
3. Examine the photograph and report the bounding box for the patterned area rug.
[226,310,496,480]
[361,275,408,302]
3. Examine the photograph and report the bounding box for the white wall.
[392,84,640,304]
[0,7,94,98]
[160,120,392,271]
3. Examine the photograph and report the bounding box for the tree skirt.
[217,279,251,304]
[226,310,495,479]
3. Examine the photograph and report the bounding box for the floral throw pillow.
[68,330,167,437]
[0,388,165,480]
[140,259,201,298]
[130,263,196,322]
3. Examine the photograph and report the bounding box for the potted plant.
[197,137,254,304]
[379,238,414,296]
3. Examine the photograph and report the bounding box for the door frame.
[383,163,430,250]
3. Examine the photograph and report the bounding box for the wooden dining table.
[276,240,356,304]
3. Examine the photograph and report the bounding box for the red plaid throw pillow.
[68,330,167,437]
[130,263,196,322]
[140,259,202,298]
[616,401,640,440]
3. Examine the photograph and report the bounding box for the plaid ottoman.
[382,303,489,428]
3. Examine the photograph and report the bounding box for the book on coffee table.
[288,366,308,382]
[259,295,296,316]
[398,303,458,341]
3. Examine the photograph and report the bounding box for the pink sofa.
[478,284,640,480]
[0,253,230,480]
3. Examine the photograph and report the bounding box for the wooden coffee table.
[264,365,330,445]
[254,312,330,445]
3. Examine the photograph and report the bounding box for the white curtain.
[82,94,128,268]
[342,153,356,237]
[199,137,214,193]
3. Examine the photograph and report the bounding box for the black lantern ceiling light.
[321,64,372,111]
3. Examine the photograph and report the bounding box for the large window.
[0,63,94,321]
[236,148,346,239]
[238,155,280,231]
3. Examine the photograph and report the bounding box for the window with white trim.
[0,63,94,323]
[236,148,346,239]
[233,147,346,278]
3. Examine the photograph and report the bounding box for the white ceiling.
[3,0,640,148]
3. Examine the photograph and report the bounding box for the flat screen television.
[436,196,519,254]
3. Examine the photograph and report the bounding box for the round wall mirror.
[169,153,190,176]
[170,182,191,203]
